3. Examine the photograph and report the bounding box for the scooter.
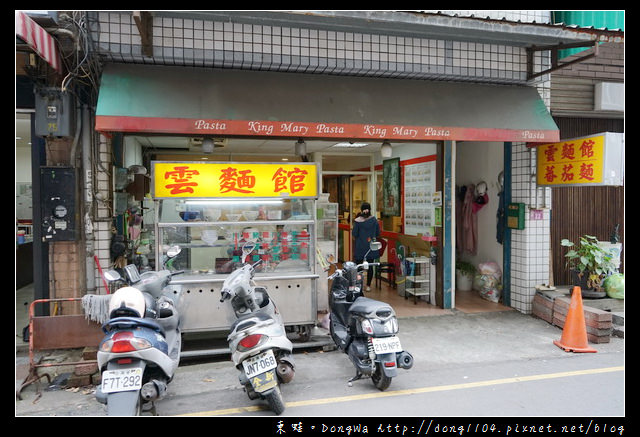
[220,242,294,415]
[94,246,183,415]
[328,241,413,391]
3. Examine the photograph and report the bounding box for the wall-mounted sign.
[152,162,318,198]
[536,132,624,187]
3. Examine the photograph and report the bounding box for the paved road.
[15,311,626,423]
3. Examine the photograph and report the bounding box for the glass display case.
[316,200,338,262]
[156,198,316,276]
[154,197,319,333]
[315,199,338,312]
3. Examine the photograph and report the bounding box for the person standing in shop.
[352,202,380,291]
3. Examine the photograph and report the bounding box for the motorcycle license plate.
[372,336,403,354]
[248,368,278,393]
[101,367,143,394]
[242,350,277,379]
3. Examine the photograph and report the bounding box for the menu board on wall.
[404,161,436,236]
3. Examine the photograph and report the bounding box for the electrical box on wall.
[34,87,75,137]
[506,202,525,230]
[41,167,77,241]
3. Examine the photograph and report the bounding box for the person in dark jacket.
[352,202,380,291]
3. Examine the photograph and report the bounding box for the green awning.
[96,63,558,143]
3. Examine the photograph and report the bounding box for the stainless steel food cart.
[152,161,325,338]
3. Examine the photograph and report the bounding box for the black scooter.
[328,241,413,390]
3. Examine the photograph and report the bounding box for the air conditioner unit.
[594,82,624,112]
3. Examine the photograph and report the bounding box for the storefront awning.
[15,11,61,73]
[95,63,558,143]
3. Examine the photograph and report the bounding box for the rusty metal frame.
[527,40,599,80]
[16,298,100,400]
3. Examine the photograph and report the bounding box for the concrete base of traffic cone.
[553,286,597,353]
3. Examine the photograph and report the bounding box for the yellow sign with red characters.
[536,134,605,186]
[152,162,318,198]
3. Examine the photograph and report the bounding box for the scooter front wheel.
[265,384,286,415]
[371,366,392,391]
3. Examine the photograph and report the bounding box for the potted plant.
[561,235,617,298]
[455,260,476,292]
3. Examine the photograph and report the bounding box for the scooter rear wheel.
[371,366,392,391]
[265,384,286,415]
[106,391,142,416]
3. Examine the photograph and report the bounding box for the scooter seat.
[229,311,273,333]
[102,316,165,335]
[348,297,394,317]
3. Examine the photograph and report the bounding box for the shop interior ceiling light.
[202,137,214,154]
[295,138,307,156]
[381,140,392,158]
[331,142,369,148]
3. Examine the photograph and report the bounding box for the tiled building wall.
[91,134,113,294]
[89,11,554,311]
[91,11,551,85]
[509,143,552,313]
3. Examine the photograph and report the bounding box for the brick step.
[532,290,623,344]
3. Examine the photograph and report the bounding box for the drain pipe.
[82,104,96,294]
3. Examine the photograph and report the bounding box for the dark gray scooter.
[328,241,413,390]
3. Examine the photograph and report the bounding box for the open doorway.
[455,141,511,312]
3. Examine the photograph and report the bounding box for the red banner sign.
[96,115,558,143]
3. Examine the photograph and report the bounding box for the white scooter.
[220,242,294,415]
[94,247,183,415]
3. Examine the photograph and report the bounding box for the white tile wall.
[509,142,552,313]
[92,134,113,293]
[94,11,541,84]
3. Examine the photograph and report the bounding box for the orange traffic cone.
[553,286,597,353]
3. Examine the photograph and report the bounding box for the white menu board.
[404,161,436,236]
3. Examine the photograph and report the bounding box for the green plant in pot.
[561,235,617,295]
[455,260,476,292]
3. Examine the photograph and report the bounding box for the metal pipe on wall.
[82,104,96,294]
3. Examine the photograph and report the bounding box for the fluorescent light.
[331,142,369,148]
[185,200,284,206]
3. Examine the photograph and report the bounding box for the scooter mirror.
[241,241,257,264]
[369,241,382,251]
[124,264,141,283]
[103,269,122,282]
[166,245,181,258]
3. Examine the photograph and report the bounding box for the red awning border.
[96,115,559,143]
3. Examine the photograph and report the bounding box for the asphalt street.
[15,311,625,424]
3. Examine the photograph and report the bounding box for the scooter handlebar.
[328,270,342,280]
[220,290,231,302]
[358,261,380,269]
